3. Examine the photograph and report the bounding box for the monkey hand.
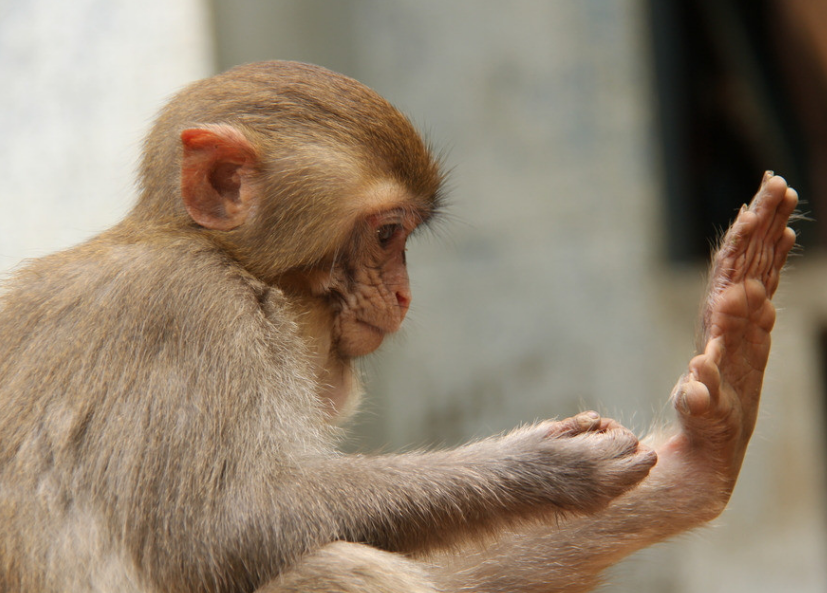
[499,412,657,516]
[665,172,797,516]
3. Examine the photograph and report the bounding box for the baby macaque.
[0,61,797,593]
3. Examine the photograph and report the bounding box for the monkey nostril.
[396,289,411,312]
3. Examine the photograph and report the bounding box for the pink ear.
[180,124,258,230]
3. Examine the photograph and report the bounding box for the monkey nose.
[395,288,411,316]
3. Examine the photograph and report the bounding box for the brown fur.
[0,62,794,593]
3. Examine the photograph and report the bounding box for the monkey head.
[133,61,444,361]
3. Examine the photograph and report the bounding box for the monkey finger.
[767,227,796,297]
[736,175,786,275]
[749,177,790,258]
[573,411,602,432]
[674,377,712,418]
[776,225,797,265]
[546,411,603,437]
[741,215,762,280]
[614,426,645,457]
[766,187,798,245]
[715,220,746,267]
[690,352,721,400]
[780,185,799,218]
[750,173,787,217]
[675,350,723,416]
[633,443,658,468]
[711,210,757,286]
[702,336,725,367]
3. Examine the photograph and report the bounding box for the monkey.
[0,61,797,593]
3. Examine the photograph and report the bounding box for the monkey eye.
[376,223,403,248]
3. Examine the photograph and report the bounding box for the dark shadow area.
[648,0,827,261]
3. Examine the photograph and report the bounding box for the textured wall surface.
[0,0,214,271]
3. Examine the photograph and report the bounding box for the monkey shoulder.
[0,232,327,462]
[0,234,311,395]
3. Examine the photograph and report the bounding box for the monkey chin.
[336,320,388,358]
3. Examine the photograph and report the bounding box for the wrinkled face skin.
[325,207,419,359]
[267,173,435,416]
[270,170,435,378]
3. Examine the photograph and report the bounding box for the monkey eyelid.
[366,207,424,233]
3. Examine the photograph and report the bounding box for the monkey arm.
[211,419,655,573]
[431,173,798,593]
[433,444,714,593]
[430,428,723,593]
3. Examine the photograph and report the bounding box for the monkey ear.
[180,124,259,231]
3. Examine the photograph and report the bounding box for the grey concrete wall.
[0,0,214,271]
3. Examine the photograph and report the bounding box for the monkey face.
[328,211,414,358]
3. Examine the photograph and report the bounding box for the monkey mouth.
[358,317,405,336]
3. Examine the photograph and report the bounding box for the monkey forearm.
[219,420,652,569]
[279,432,634,555]
[432,431,723,593]
[170,427,704,592]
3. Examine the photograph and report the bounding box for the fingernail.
[675,391,690,414]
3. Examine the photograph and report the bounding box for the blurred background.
[1,0,826,591]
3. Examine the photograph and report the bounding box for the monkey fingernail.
[574,411,601,431]
[675,392,691,415]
